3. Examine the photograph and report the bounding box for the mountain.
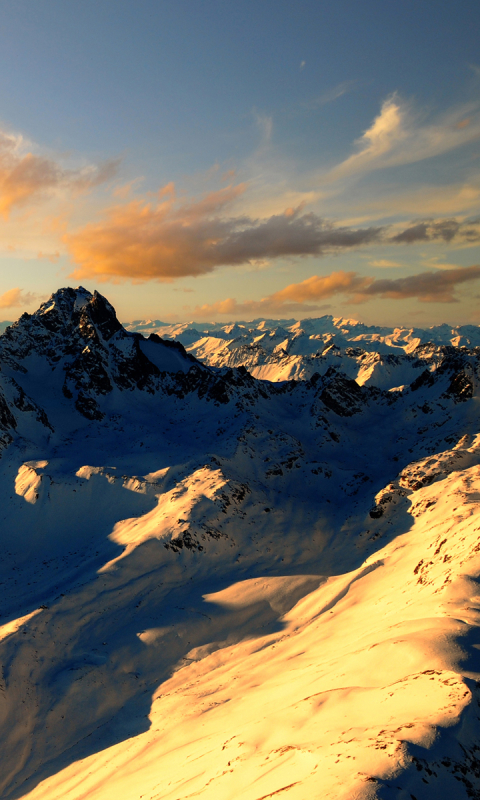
[1,287,480,799]
[124,315,480,384]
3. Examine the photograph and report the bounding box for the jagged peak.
[17,287,123,342]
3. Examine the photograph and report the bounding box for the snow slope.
[1,288,480,799]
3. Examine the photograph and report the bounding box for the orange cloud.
[0,287,40,309]
[65,188,384,283]
[273,271,372,303]
[0,129,119,218]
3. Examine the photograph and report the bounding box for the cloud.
[64,165,480,285]
[189,265,480,319]
[272,271,372,303]
[65,187,385,282]
[300,61,306,71]
[0,128,120,218]
[420,257,462,271]
[391,218,480,244]
[302,81,356,110]
[0,287,40,308]
[355,265,480,303]
[274,265,480,305]
[253,111,273,145]
[325,95,480,181]
[369,259,402,268]
[36,251,60,262]
[342,179,480,219]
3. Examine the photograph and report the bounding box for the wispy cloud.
[0,128,119,218]
[369,259,402,268]
[0,287,41,308]
[253,111,273,146]
[301,80,356,111]
[325,94,480,182]
[36,251,60,262]
[339,179,480,220]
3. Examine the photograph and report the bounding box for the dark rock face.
[411,369,436,392]
[111,338,160,392]
[88,292,123,341]
[446,371,474,402]
[319,369,367,417]
[0,389,16,431]
[148,333,197,363]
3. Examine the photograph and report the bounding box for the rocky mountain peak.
[29,286,122,343]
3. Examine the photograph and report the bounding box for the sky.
[0,0,480,326]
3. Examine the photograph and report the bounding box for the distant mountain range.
[124,315,480,382]
[1,289,480,799]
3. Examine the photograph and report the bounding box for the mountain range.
[1,287,480,799]
[124,315,480,384]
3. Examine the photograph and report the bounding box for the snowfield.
[1,288,480,799]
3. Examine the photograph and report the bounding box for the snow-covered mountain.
[124,316,480,384]
[2,288,480,799]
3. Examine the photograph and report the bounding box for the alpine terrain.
[1,286,480,800]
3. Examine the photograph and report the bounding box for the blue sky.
[0,0,479,325]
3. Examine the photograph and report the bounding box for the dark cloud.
[357,265,480,303]
[391,218,476,244]
[213,212,384,264]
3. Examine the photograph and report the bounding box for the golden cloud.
[0,287,40,309]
